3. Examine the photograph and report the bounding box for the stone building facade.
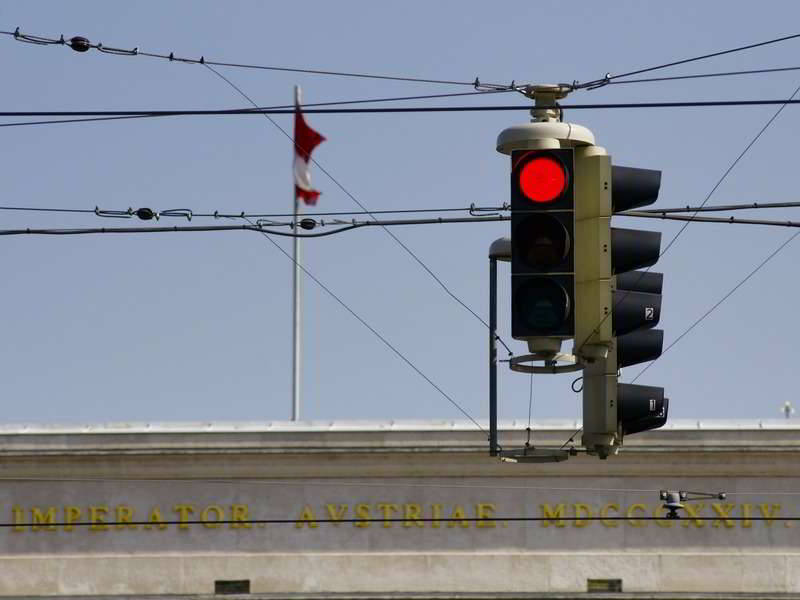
[1,419,799,597]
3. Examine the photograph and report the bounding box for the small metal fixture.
[660,489,726,519]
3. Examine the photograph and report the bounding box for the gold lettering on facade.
[230,504,252,529]
[475,503,496,528]
[626,504,647,527]
[431,503,443,529]
[173,504,195,531]
[5,498,790,534]
[741,503,753,528]
[403,503,424,528]
[115,505,136,530]
[296,505,318,529]
[711,503,736,528]
[653,505,673,528]
[600,503,619,527]
[326,504,348,525]
[377,503,399,528]
[540,503,567,527]
[11,506,25,532]
[448,505,470,528]
[145,507,168,531]
[64,506,82,532]
[201,505,224,529]
[354,503,371,528]
[31,507,57,532]
[682,503,705,528]
[759,503,781,526]
[573,503,593,528]
[88,506,110,531]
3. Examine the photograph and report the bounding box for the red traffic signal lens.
[518,156,567,203]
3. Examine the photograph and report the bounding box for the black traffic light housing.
[510,148,575,339]
[611,165,667,439]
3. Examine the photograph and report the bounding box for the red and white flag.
[293,87,325,205]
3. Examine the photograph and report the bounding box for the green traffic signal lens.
[514,214,570,269]
[514,278,570,333]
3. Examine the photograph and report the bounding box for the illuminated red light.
[518,156,567,203]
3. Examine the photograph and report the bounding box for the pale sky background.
[2,1,800,426]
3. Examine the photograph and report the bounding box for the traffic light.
[510,148,575,344]
[578,160,668,457]
[611,166,667,440]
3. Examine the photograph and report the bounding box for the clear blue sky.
[2,1,799,425]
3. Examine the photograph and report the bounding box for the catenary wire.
[2,27,506,88]
[575,81,800,356]
[619,212,800,228]
[0,89,513,129]
[6,213,800,238]
[6,99,800,119]
[630,229,800,383]
[576,32,800,89]
[239,214,490,435]
[4,200,800,220]
[202,64,508,354]
[605,65,800,86]
[633,201,800,214]
[0,515,794,529]
[4,201,799,220]
[0,204,498,218]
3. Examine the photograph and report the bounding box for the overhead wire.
[574,80,800,357]
[630,228,800,384]
[620,81,800,373]
[4,200,800,221]
[0,215,512,237]
[0,89,513,129]
[605,65,800,86]
[2,27,505,88]
[202,63,509,355]
[181,52,493,429]
[5,211,800,237]
[576,32,800,89]
[5,99,800,120]
[0,204,498,219]
[239,214,489,435]
[1,515,796,528]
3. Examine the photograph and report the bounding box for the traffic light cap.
[497,122,595,155]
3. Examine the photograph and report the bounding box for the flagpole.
[292,85,302,422]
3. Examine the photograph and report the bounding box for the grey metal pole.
[292,195,302,421]
[292,86,302,422]
[489,257,498,456]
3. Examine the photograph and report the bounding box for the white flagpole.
[292,85,302,422]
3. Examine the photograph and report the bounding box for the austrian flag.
[293,88,326,205]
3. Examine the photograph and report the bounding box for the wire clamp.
[94,206,133,219]
[160,208,193,221]
[586,73,611,90]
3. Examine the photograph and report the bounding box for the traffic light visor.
[518,156,567,203]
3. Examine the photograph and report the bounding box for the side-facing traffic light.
[611,166,668,440]
[510,149,575,343]
[577,160,668,457]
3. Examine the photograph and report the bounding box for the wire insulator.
[135,208,155,221]
[68,36,91,52]
[299,218,317,230]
